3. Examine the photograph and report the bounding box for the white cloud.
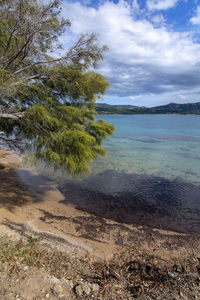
[146,0,179,11]
[61,0,200,105]
[152,13,165,25]
[190,6,200,25]
[132,0,139,10]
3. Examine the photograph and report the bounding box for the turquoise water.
[40,115,200,233]
[94,115,200,185]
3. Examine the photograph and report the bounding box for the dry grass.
[1,235,200,299]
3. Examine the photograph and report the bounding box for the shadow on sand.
[0,168,56,211]
[58,170,200,234]
[0,168,38,211]
[16,169,58,197]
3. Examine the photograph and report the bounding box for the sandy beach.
[1,149,200,299]
[0,148,200,262]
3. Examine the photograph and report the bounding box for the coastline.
[1,149,200,298]
[0,148,200,261]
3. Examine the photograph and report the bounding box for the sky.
[60,0,200,107]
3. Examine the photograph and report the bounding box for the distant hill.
[96,102,200,115]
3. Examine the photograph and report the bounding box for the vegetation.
[1,235,200,299]
[97,102,200,115]
[0,0,114,176]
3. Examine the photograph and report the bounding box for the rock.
[168,271,176,279]
[53,285,63,296]
[179,290,184,297]
[75,282,91,296]
[142,296,152,300]
[91,283,100,296]
[75,282,100,297]
[46,294,50,298]
[75,284,84,296]
[63,279,74,289]
[46,275,60,284]
[58,295,67,299]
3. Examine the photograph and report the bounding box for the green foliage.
[0,0,114,176]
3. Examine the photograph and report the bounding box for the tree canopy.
[0,0,114,176]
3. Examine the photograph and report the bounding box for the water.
[94,115,200,184]
[43,115,200,233]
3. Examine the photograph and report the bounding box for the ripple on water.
[58,170,200,234]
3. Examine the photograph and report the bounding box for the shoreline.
[2,149,200,298]
[0,148,200,262]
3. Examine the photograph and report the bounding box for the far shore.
[97,113,200,115]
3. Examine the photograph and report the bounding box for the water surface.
[94,115,200,184]
[46,115,200,233]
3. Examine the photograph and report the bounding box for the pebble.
[142,296,152,300]
[53,284,63,296]
[179,290,184,297]
[63,279,74,289]
[46,294,50,298]
[75,282,100,297]
[91,283,100,295]
[58,295,67,299]
[75,283,91,296]
[168,271,176,279]
[46,275,60,284]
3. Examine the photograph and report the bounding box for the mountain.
[96,102,200,115]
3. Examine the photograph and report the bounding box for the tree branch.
[11,74,42,86]
[14,58,65,74]
[0,113,23,120]
[14,34,101,75]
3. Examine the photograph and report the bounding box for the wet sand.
[1,149,200,264]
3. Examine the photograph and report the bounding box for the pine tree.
[0,0,114,176]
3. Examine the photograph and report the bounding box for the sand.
[1,149,200,264]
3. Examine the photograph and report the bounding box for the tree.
[0,0,114,176]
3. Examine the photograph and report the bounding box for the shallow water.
[94,115,200,185]
[41,115,200,233]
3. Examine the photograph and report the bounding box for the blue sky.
[61,0,200,106]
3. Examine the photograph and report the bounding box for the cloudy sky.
[61,0,200,107]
